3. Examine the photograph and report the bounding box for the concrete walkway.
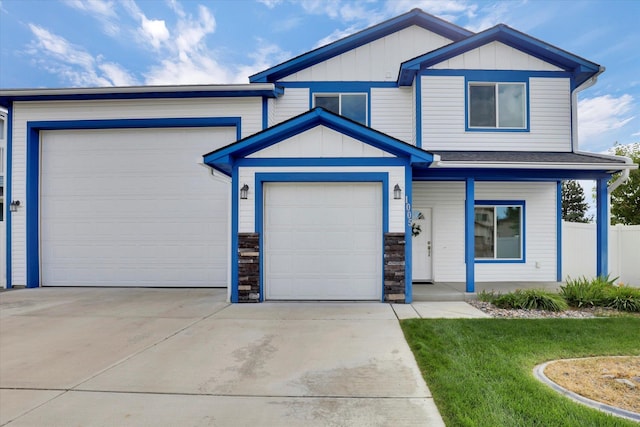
[0,288,489,426]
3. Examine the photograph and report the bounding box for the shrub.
[604,285,640,312]
[477,289,498,303]
[493,289,568,312]
[560,276,611,308]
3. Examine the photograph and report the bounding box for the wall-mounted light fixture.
[9,200,21,212]
[240,184,249,200]
[393,184,402,200]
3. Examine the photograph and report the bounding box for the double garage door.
[264,182,382,300]
[40,127,234,287]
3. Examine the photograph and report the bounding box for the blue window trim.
[474,200,526,264]
[24,117,241,288]
[252,172,389,303]
[465,76,530,133]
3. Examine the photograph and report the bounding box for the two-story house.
[0,9,635,301]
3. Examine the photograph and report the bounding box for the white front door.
[411,207,432,282]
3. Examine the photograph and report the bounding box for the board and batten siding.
[281,26,452,82]
[247,126,395,158]
[371,87,414,144]
[238,166,406,234]
[9,98,260,286]
[270,88,309,126]
[421,76,571,151]
[430,41,563,71]
[412,181,557,282]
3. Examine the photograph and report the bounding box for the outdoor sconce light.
[240,184,249,200]
[9,200,21,212]
[393,184,402,200]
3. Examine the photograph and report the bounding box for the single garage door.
[40,127,235,287]
[264,182,382,300]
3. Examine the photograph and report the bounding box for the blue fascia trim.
[250,9,472,83]
[280,81,398,90]
[464,178,475,292]
[404,165,413,303]
[25,117,242,289]
[204,108,433,169]
[596,178,608,277]
[0,89,280,107]
[254,172,390,302]
[231,165,240,303]
[556,181,562,281]
[415,76,422,148]
[262,97,269,130]
[464,75,530,133]
[5,105,12,288]
[398,24,599,86]
[412,168,612,181]
[422,69,572,79]
[474,199,526,263]
[236,157,407,168]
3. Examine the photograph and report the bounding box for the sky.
[0,0,638,153]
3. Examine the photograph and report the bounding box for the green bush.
[560,276,613,308]
[477,289,498,303]
[493,289,568,312]
[604,285,640,312]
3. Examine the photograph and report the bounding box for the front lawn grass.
[401,318,640,427]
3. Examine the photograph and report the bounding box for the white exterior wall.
[421,76,571,151]
[9,97,261,286]
[239,166,406,234]
[271,88,309,126]
[431,41,563,71]
[412,181,557,282]
[371,87,414,144]
[281,26,452,82]
[248,126,395,158]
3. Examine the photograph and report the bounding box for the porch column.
[596,177,609,277]
[465,177,475,293]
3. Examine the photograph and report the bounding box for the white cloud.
[257,0,283,8]
[314,25,364,48]
[63,0,120,35]
[578,94,635,142]
[27,24,138,87]
[236,40,291,83]
[140,16,170,49]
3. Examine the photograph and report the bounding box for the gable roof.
[249,8,473,83]
[398,24,601,87]
[203,108,435,175]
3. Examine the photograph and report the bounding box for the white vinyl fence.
[562,221,640,285]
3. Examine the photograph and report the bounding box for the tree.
[562,180,591,223]
[609,143,640,225]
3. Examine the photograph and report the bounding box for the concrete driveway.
[0,288,445,426]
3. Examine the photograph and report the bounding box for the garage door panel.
[41,127,234,287]
[265,182,382,300]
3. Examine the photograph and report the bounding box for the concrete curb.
[533,360,640,423]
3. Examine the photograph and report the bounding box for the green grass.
[401,318,640,427]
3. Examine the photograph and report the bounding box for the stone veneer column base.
[238,233,260,303]
[384,232,406,303]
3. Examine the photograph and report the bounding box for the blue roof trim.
[249,8,473,83]
[398,24,600,87]
[203,108,434,175]
[0,87,284,108]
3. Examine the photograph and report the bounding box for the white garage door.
[40,127,235,287]
[264,182,382,300]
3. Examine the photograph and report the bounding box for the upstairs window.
[475,202,524,261]
[468,82,526,129]
[314,93,367,125]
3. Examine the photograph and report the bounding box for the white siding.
[271,88,309,125]
[412,181,557,282]
[282,26,452,82]
[431,41,563,71]
[371,87,414,144]
[9,98,260,286]
[421,76,571,151]
[248,126,395,158]
[239,166,405,234]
